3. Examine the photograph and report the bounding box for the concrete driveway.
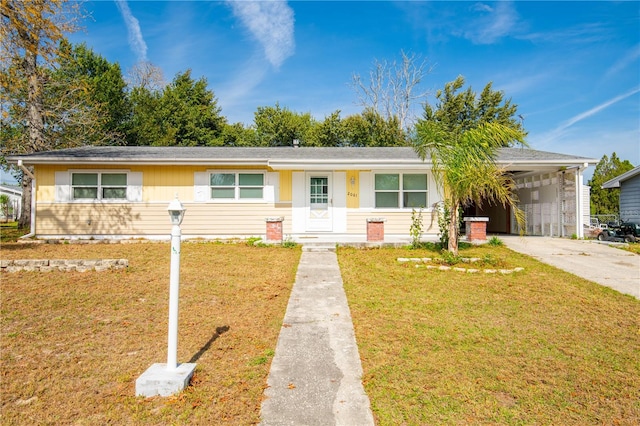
[500,236,640,299]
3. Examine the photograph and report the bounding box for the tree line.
[2,38,415,151]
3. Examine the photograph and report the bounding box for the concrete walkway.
[260,246,374,426]
[501,236,640,299]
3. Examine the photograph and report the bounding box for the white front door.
[306,173,332,232]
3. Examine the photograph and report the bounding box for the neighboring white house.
[602,165,640,223]
[7,146,596,240]
[0,184,22,222]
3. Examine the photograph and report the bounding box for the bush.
[487,236,504,246]
[409,208,424,248]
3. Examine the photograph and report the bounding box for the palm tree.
[414,121,526,255]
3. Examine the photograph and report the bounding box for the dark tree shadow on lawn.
[188,325,230,363]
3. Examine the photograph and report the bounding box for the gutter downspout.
[17,160,36,239]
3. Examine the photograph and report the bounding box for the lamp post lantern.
[166,196,185,371]
[135,195,196,397]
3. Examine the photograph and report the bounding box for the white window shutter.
[359,172,373,208]
[265,172,278,203]
[194,172,208,202]
[55,171,71,202]
[127,172,143,202]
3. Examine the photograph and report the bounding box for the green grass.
[339,244,640,425]
[622,242,640,255]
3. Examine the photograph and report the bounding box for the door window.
[310,177,328,209]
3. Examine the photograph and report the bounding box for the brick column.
[265,217,284,243]
[464,217,489,242]
[367,218,386,242]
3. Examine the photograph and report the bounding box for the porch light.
[167,196,186,226]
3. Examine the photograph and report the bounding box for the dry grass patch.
[1,241,300,425]
[622,242,640,255]
[339,245,640,425]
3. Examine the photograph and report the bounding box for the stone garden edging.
[397,257,524,274]
[1,259,129,273]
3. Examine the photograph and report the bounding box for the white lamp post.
[166,196,186,371]
[135,195,196,397]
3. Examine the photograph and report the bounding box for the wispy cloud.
[519,22,609,45]
[226,0,295,69]
[218,54,269,112]
[462,1,519,44]
[559,87,640,131]
[536,87,640,146]
[495,71,552,96]
[604,44,640,79]
[114,0,147,62]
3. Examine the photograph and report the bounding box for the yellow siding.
[35,165,56,202]
[346,170,359,209]
[143,165,199,202]
[346,211,439,235]
[36,164,154,202]
[279,170,292,202]
[33,164,269,203]
[35,202,292,237]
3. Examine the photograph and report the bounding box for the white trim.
[127,172,143,202]
[265,172,278,203]
[333,172,347,232]
[194,172,208,202]
[359,172,373,209]
[55,171,71,202]
[291,172,305,233]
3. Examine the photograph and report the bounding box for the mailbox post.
[135,196,196,397]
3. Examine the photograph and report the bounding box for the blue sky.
[2,1,639,184]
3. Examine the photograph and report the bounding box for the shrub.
[409,208,424,248]
[487,236,504,246]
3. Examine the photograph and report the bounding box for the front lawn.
[339,244,640,425]
[1,242,300,425]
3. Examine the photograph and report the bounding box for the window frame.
[208,171,266,202]
[70,171,129,202]
[373,172,429,210]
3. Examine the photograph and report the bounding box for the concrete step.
[301,243,336,252]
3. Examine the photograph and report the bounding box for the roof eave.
[267,159,430,170]
[6,156,272,167]
[601,165,640,188]
[499,159,597,170]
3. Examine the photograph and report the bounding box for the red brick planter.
[464,217,489,242]
[265,217,284,243]
[367,218,386,242]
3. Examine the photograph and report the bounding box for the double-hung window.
[71,172,127,200]
[210,172,264,200]
[374,173,427,208]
